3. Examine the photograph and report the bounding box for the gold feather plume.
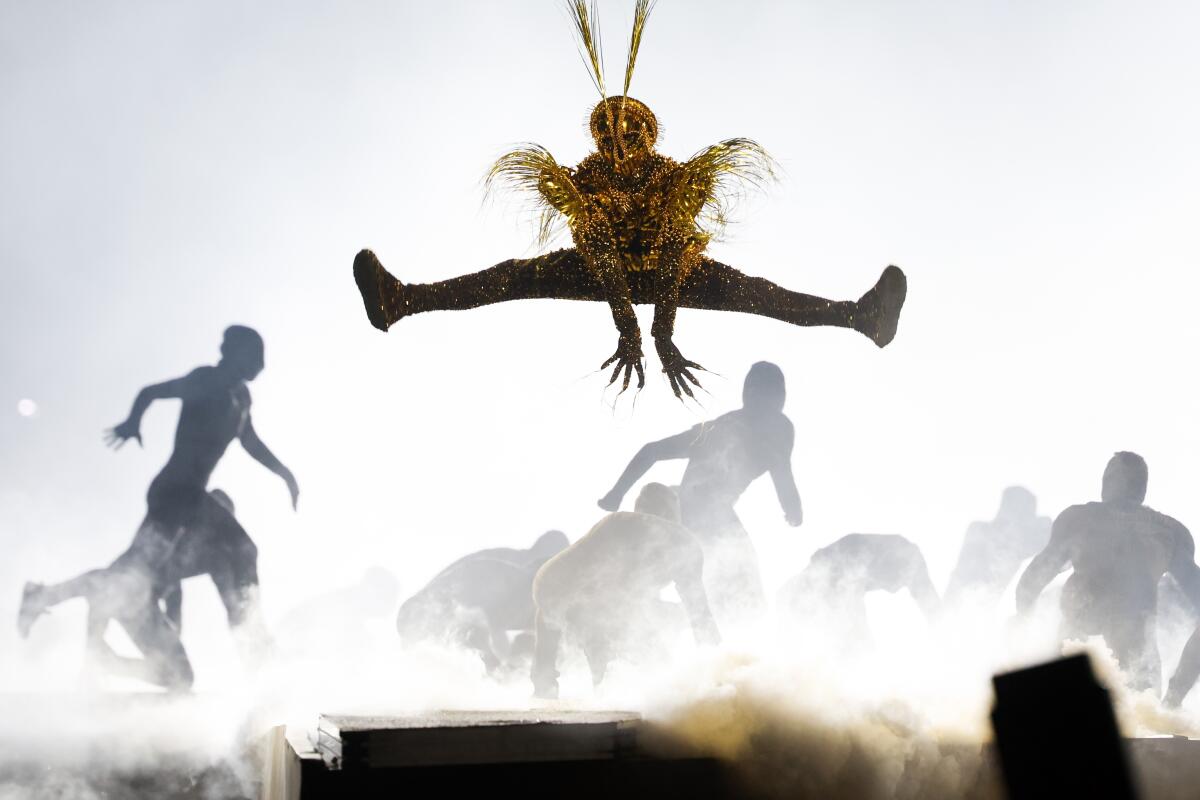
[622,0,656,99]
[566,0,606,99]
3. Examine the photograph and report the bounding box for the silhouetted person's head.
[209,488,235,515]
[530,530,569,560]
[220,325,265,381]
[998,486,1037,522]
[743,361,786,413]
[1101,452,1148,509]
[633,482,681,524]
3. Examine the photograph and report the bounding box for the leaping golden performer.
[354,0,907,398]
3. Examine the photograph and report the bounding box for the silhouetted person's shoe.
[354,249,408,331]
[17,582,46,639]
[852,265,907,347]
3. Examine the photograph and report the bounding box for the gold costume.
[354,0,908,398]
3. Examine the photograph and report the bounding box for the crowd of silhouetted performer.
[17,338,1200,710]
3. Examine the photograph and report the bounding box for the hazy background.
[2,0,1199,690]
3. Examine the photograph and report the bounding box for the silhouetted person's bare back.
[1016,452,1200,692]
[778,533,939,650]
[395,531,570,671]
[599,362,801,628]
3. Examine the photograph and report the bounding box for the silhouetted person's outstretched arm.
[769,419,802,526]
[1015,509,1077,615]
[104,376,191,448]
[239,418,300,510]
[598,429,693,511]
[1162,522,1200,706]
[1164,520,1200,607]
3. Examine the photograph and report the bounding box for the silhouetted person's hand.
[104,420,142,449]
[597,492,621,512]
[285,474,300,511]
[785,508,803,527]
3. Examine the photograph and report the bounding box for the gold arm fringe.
[486,144,584,248]
[675,138,779,240]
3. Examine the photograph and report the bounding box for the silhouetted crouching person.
[395,531,569,671]
[532,483,720,699]
[777,534,939,651]
[1016,452,1200,693]
[598,362,802,630]
[944,486,1051,610]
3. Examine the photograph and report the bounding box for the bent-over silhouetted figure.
[944,486,1051,610]
[777,533,939,650]
[395,531,570,671]
[532,483,720,699]
[598,361,800,628]
[1016,452,1200,693]
[19,326,298,664]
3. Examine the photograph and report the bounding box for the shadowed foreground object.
[991,654,1137,800]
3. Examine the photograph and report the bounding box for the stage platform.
[262,709,1200,800]
[264,709,733,800]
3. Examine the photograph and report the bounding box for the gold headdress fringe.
[567,1,606,99]
[622,0,655,99]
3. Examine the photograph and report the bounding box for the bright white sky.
[2,0,1200,687]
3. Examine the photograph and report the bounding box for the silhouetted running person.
[598,361,801,628]
[18,326,298,660]
[395,531,570,671]
[1016,452,1200,693]
[533,483,720,698]
[777,533,939,651]
[944,487,1051,610]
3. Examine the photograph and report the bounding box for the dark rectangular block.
[316,710,641,770]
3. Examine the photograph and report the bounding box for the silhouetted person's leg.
[169,492,261,629]
[18,569,108,638]
[161,582,183,630]
[109,604,194,690]
[583,632,613,687]
[691,510,766,630]
[463,624,502,673]
[531,610,562,699]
